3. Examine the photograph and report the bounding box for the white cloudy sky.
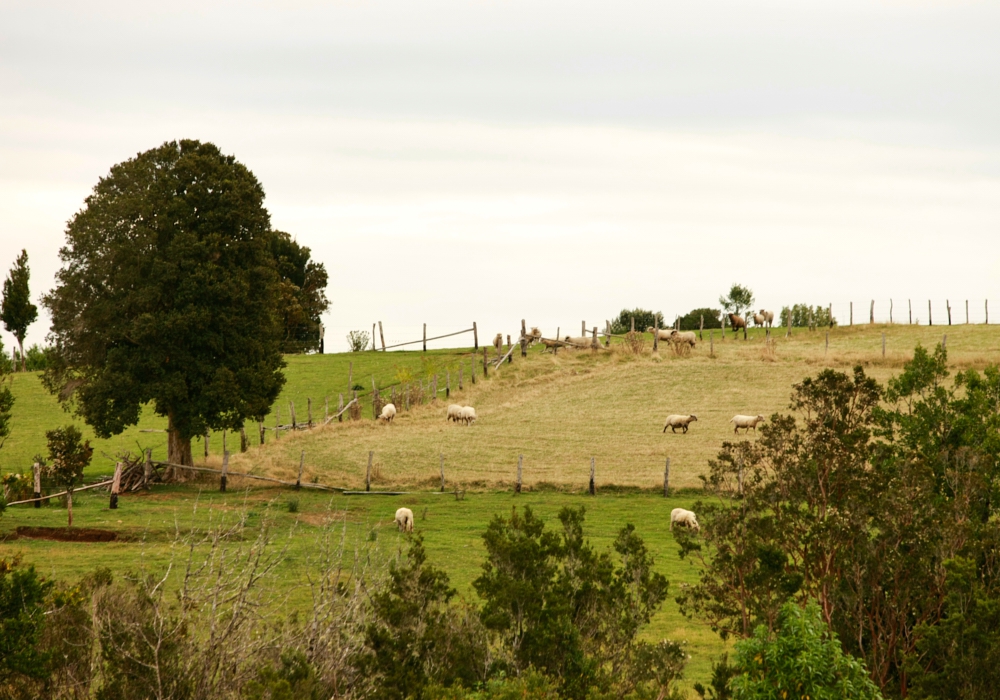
[2,0,998,351]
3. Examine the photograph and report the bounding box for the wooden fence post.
[699,314,704,341]
[220,451,229,492]
[446,372,451,398]
[483,347,488,377]
[296,451,305,490]
[829,303,833,328]
[144,449,152,489]
[520,319,528,358]
[473,321,478,350]
[32,462,41,507]
[110,462,123,509]
[379,321,386,351]
[663,458,670,497]
[870,300,874,324]
[889,299,893,324]
[966,300,969,324]
[204,432,210,458]
[348,361,353,392]
[909,299,912,325]
[459,364,464,390]
[942,334,947,350]
[825,331,829,355]
[582,320,586,336]
[507,335,513,362]
[471,358,476,384]
[592,327,598,350]
[307,399,313,427]
[366,451,373,492]
[928,300,933,326]
[240,427,248,453]
[440,454,445,493]
[516,454,523,494]
[589,457,596,496]
[710,329,714,357]
[290,401,297,430]
[258,421,266,445]
[423,323,427,352]
[947,300,952,325]
[554,327,560,355]
[850,301,853,326]
[338,394,344,422]
[652,324,659,352]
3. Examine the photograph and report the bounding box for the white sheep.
[670,508,700,531]
[730,414,765,434]
[562,335,593,348]
[647,327,674,341]
[759,309,774,327]
[446,404,463,422]
[663,414,698,434]
[460,406,477,425]
[526,327,543,345]
[752,312,765,327]
[395,507,414,533]
[668,330,697,347]
[379,403,397,423]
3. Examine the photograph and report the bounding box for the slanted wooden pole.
[589,457,596,496]
[109,462,122,509]
[423,323,427,352]
[473,321,478,349]
[296,450,305,489]
[378,321,385,351]
[947,300,952,325]
[440,454,445,492]
[220,451,229,492]
[143,449,152,489]
[32,462,41,507]
[663,458,670,497]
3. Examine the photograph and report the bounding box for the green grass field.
[2,322,998,690]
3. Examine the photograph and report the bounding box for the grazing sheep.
[459,406,477,425]
[730,414,766,434]
[395,507,414,533]
[540,338,564,353]
[526,327,543,345]
[562,335,593,348]
[379,403,397,423]
[727,314,747,333]
[752,312,765,327]
[668,330,697,347]
[446,404,463,422]
[493,333,503,355]
[759,309,774,327]
[647,327,674,341]
[670,508,700,531]
[663,414,698,434]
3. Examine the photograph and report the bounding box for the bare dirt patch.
[15,527,120,542]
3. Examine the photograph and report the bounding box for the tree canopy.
[1,250,38,372]
[269,231,329,353]
[42,140,286,466]
[718,284,754,320]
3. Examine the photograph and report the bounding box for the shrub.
[45,425,93,527]
[346,330,371,352]
[678,308,722,331]
[12,344,52,372]
[0,557,53,691]
[779,304,835,328]
[610,308,664,335]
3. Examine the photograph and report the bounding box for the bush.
[678,308,722,331]
[346,329,370,352]
[730,601,884,700]
[779,304,835,329]
[0,557,53,691]
[12,344,51,372]
[610,308,665,335]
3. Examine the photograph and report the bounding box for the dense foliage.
[718,284,754,320]
[678,308,723,331]
[42,140,287,466]
[45,425,93,527]
[610,308,664,334]
[1,249,38,373]
[270,231,329,354]
[779,303,835,328]
[674,345,1000,698]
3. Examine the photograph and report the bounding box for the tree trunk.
[167,412,193,481]
[17,337,25,372]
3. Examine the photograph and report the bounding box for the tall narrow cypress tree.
[1,249,38,372]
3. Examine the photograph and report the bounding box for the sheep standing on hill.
[670,508,700,531]
[752,312,765,327]
[647,327,674,342]
[730,414,765,434]
[446,404,463,422]
[663,415,698,434]
[460,406,477,425]
[395,507,414,533]
[759,309,774,327]
[526,327,543,345]
[540,338,563,353]
[562,335,593,348]
[727,314,747,333]
[668,330,697,347]
[379,403,397,423]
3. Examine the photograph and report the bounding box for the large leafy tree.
[718,284,754,320]
[1,249,38,372]
[42,140,286,467]
[269,231,329,353]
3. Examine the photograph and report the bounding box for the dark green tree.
[45,426,93,527]
[678,308,722,332]
[0,557,53,691]
[42,140,286,466]
[269,231,329,354]
[718,284,754,321]
[0,338,13,454]
[610,308,664,335]
[1,249,38,373]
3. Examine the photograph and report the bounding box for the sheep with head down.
[459,406,477,425]
[395,507,414,533]
[670,508,699,531]
[446,404,463,422]
[668,330,697,348]
[647,327,673,342]
[379,403,397,423]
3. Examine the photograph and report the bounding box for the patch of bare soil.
[15,527,119,542]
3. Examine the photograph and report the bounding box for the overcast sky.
[2,0,998,351]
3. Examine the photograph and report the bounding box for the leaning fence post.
[220,451,229,492]
[33,462,41,507]
[517,454,523,494]
[947,300,952,325]
[473,321,478,350]
[110,461,123,509]
[296,451,305,490]
[663,458,670,497]
[366,451,373,492]
[144,449,152,489]
[379,321,385,351]
[589,457,596,496]
[423,323,427,352]
[440,454,445,493]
